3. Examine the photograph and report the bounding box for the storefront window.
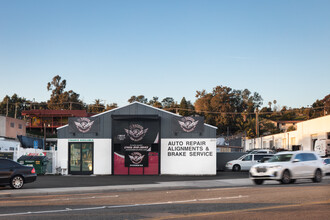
[82,144,93,171]
[70,144,81,172]
[69,142,93,174]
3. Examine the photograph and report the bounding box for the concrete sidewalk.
[0,172,250,197]
[0,178,253,198]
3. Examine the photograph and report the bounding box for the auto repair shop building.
[57,102,217,175]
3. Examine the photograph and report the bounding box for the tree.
[311,94,330,117]
[161,97,175,109]
[148,97,162,108]
[260,120,280,135]
[287,125,296,132]
[47,75,84,110]
[161,97,178,113]
[323,94,330,115]
[179,97,189,116]
[0,94,28,118]
[128,95,148,104]
[273,100,277,112]
[195,85,263,135]
[259,107,272,119]
[106,103,118,111]
[268,101,272,109]
[89,99,105,113]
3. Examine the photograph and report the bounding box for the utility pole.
[43,122,46,150]
[6,98,9,117]
[255,107,259,138]
[14,103,18,119]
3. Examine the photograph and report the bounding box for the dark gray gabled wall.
[57,102,216,139]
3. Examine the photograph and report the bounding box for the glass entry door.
[69,143,93,175]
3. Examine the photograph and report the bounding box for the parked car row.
[226,150,328,185]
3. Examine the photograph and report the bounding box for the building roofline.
[57,103,135,130]
[57,102,217,130]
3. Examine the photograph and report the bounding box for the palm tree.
[273,100,277,112]
[268,101,272,109]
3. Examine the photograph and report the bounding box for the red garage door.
[112,116,160,175]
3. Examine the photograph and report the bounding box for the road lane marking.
[44,195,119,202]
[150,199,330,219]
[0,195,248,217]
[206,187,251,191]
[198,195,248,201]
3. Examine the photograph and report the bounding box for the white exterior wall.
[297,116,330,151]
[58,138,216,175]
[245,115,330,151]
[57,139,69,174]
[161,138,216,175]
[93,139,111,175]
[56,138,112,175]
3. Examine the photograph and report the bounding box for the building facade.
[0,116,26,160]
[57,102,217,175]
[0,116,26,139]
[245,115,330,154]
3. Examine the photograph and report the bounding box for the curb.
[0,179,250,198]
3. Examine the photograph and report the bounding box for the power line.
[1,101,328,115]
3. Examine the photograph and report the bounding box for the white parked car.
[226,154,273,171]
[322,158,330,174]
[247,149,275,154]
[249,151,324,185]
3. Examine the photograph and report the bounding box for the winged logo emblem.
[128,152,145,164]
[178,117,199,132]
[74,117,95,133]
[125,124,148,142]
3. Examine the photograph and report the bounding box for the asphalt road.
[1,182,329,219]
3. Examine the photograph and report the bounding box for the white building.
[245,115,330,154]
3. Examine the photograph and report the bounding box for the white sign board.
[161,138,216,175]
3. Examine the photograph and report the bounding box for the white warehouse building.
[245,115,330,156]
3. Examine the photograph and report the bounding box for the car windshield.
[237,155,247,160]
[268,154,293,162]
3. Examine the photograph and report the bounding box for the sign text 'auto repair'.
[167,141,213,157]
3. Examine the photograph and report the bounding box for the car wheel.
[232,165,241,172]
[253,179,264,185]
[281,170,291,184]
[312,169,322,183]
[10,176,24,189]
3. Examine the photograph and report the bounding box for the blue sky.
[1,0,329,108]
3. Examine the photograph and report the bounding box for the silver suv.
[249,151,324,185]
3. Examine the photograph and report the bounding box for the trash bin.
[18,155,49,175]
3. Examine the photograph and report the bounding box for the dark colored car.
[0,158,37,189]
